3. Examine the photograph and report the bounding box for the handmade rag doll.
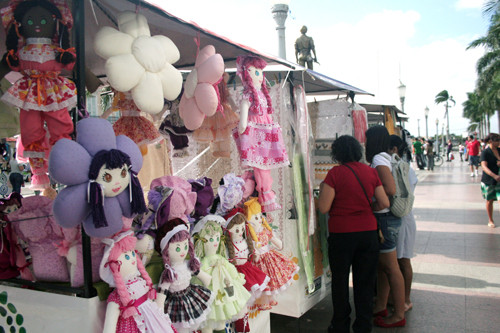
[100,230,176,333]
[193,72,239,158]
[155,221,214,333]
[233,55,289,213]
[244,197,298,309]
[101,90,162,156]
[0,192,25,279]
[0,0,77,190]
[49,117,147,238]
[192,214,251,332]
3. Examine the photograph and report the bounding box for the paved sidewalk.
[271,160,500,333]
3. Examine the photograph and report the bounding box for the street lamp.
[398,81,406,114]
[435,118,439,155]
[271,0,290,59]
[417,119,420,137]
[424,106,429,138]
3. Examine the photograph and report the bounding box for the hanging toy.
[244,197,298,310]
[179,45,224,130]
[155,220,214,333]
[94,10,182,114]
[100,230,177,333]
[192,214,251,332]
[233,55,290,213]
[49,117,147,238]
[0,0,77,190]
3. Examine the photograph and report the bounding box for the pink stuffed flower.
[179,45,224,130]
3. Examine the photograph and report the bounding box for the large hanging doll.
[101,90,162,156]
[233,55,289,213]
[155,221,214,333]
[0,0,77,190]
[192,215,251,332]
[244,197,298,309]
[99,230,176,333]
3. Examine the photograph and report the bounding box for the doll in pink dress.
[101,90,162,156]
[233,55,289,212]
[244,197,299,310]
[100,230,177,333]
[0,0,77,190]
[193,73,239,158]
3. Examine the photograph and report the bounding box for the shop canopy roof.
[0,0,371,96]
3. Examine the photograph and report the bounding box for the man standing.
[413,138,425,170]
[295,26,317,69]
[467,135,481,177]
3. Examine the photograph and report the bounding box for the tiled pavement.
[271,160,500,333]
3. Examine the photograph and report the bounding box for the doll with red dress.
[0,0,77,190]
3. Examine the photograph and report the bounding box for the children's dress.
[252,228,299,294]
[107,272,176,333]
[231,238,270,303]
[199,254,251,327]
[233,90,289,170]
[110,91,162,147]
[161,261,213,331]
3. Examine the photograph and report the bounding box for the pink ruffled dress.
[233,90,289,170]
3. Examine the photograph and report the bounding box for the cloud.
[455,0,484,10]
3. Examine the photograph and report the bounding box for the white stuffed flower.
[94,11,182,114]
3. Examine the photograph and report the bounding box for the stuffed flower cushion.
[179,45,225,130]
[49,118,143,238]
[94,11,182,114]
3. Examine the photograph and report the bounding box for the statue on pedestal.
[295,26,317,69]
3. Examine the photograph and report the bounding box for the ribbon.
[30,71,59,106]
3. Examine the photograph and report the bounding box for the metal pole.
[271,4,289,59]
[446,102,450,143]
[417,119,420,137]
[435,122,439,154]
[425,115,428,138]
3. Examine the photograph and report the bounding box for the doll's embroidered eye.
[255,70,260,76]
[125,254,130,260]
[216,236,219,242]
[121,167,127,178]
[40,18,47,25]
[176,246,181,252]
[27,19,33,25]
[210,238,214,242]
[184,244,188,250]
[103,172,112,182]
[132,251,136,257]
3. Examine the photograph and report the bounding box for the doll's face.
[117,250,137,278]
[228,223,244,242]
[21,6,57,39]
[248,212,263,231]
[203,232,220,256]
[1,203,20,214]
[96,164,130,197]
[168,239,189,264]
[247,66,263,88]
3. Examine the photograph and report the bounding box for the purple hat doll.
[49,118,146,238]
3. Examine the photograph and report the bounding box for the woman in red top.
[319,135,389,333]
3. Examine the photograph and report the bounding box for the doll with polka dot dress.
[99,230,176,333]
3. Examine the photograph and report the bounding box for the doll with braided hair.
[233,55,289,213]
[99,230,176,333]
[244,197,298,308]
[0,0,77,190]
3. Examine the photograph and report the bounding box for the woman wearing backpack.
[318,135,389,333]
[365,126,406,328]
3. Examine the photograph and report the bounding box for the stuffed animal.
[244,197,298,310]
[49,117,146,238]
[179,45,224,130]
[192,215,251,332]
[99,230,176,333]
[0,0,76,190]
[155,220,214,333]
[94,11,182,114]
[233,55,290,213]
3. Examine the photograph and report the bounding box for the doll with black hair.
[0,0,77,190]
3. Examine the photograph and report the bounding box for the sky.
[149,0,493,138]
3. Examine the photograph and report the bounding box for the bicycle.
[433,154,444,167]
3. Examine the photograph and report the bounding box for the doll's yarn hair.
[225,213,254,260]
[107,234,153,318]
[194,220,226,258]
[244,198,272,243]
[159,227,199,283]
[88,149,146,229]
[3,0,73,67]
[236,55,273,115]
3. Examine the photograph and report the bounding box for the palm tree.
[435,90,455,142]
[463,91,488,137]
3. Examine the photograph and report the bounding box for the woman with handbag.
[318,135,389,333]
[366,126,406,328]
